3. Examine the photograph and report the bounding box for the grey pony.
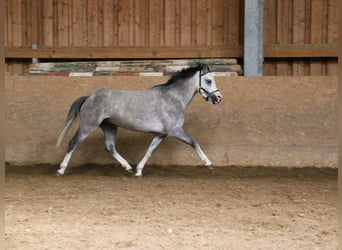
[56,64,223,176]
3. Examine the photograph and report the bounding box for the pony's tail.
[56,96,88,147]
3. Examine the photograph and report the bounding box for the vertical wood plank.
[11,0,24,74]
[113,0,119,46]
[164,0,177,46]
[117,0,130,46]
[5,0,8,45]
[194,0,208,46]
[97,0,104,47]
[129,0,135,46]
[175,0,180,47]
[276,0,292,75]
[5,0,11,46]
[5,0,12,73]
[21,0,30,73]
[133,0,147,46]
[301,0,311,75]
[52,0,58,46]
[22,0,31,47]
[190,0,197,45]
[321,1,328,75]
[309,0,323,75]
[292,0,305,75]
[57,0,70,47]
[327,0,337,42]
[71,0,84,46]
[223,0,229,45]
[31,0,40,46]
[126,0,135,46]
[263,0,276,45]
[327,0,337,75]
[102,0,114,46]
[206,0,212,46]
[238,0,244,45]
[263,0,277,75]
[180,0,192,46]
[159,0,164,46]
[211,0,223,46]
[148,0,162,46]
[310,0,323,43]
[87,0,99,46]
[41,0,54,46]
[225,0,239,45]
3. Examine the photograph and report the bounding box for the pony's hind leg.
[57,130,79,176]
[57,126,96,176]
[100,122,133,173]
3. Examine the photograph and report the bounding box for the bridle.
[198,69,220,102]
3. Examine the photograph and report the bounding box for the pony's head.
[198,64,223,105]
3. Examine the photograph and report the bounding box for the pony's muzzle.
[210,91,223,105]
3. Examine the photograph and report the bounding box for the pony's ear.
[200,64,211,74]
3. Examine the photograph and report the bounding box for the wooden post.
[244,0,264,76]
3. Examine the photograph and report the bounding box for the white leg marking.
[57,149,74,175]
[135,156,149,177]
[136,135,165,176]
[102,125,133,173]
[112,151,133,173]
[195,145,213,166]
[170,129,213,168]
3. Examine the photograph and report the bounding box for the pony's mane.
[163,64,206,86]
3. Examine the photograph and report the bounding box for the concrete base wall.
[5,76,337,168]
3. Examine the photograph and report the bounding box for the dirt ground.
[5,165,337,250]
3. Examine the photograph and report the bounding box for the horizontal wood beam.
[264,44,338,58]
[5,47,243,59]
[5,44,337,59]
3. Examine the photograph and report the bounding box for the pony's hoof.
[135,172,142,177]
[56,170,64,177]
[126,168,133,174]
[207,165,215,170]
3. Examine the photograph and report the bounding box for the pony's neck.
[167,72,199,109]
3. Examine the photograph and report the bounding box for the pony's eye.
[205,79,212,84]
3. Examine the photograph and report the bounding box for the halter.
[198,69,220,101]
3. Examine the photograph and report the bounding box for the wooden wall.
[6,75,338,167]
[263,0,338,76]
[5,0,338,76]
[5,0,243,47]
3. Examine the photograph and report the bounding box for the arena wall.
[5,76,337,168]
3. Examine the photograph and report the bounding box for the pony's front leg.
[136,134,166,176]
[170,128,214,169]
